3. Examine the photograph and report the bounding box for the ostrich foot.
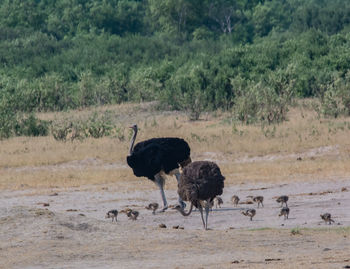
[158,206,168,213]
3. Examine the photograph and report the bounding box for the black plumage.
[126,124,191,211]
[127,137,190,180]
[175,161,225,230]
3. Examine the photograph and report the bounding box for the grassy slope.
[1,101,350,190]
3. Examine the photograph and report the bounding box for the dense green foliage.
[1,0,350,137]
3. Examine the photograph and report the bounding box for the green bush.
[0,102,16,139]
[316,71,350,118]
[233,70,294,124]
[86,112,113,138]
[51,111,123,141]
[14,113,49,136]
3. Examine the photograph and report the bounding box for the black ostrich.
[174,161,225,230]
[126,124,191,211]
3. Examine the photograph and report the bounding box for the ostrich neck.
[177,203,193,216]
[128,128,138,155]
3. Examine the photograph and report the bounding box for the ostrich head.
[129,124,138,131]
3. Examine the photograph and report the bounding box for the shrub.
[86,112,113,138]
[233,70,294,124]
[318,85,342,118]
[51,111,123,141]
[14,113,49,136]
[0,102,16,139]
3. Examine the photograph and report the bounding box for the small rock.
[341,187,348,192]
[66,209,78,212]
[344,266,350,269]
[281,224,284,226]
[297,157,302,161]
[49,193,58,196]
[323,248,331,251]
[231,260,240,264]
[179,226,184,229]
[172,225,179,229]
[159,223,167,228]
[79,213,86,217]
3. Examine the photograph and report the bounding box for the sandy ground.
[1,177,349,269]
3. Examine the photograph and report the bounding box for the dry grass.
[1,100,350,190]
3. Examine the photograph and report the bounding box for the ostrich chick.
[145,202,159,215]
[247,196,264,208]
[105,210,118,222]
[213,196,223,209]
[276,195,289,207]
[241,209,256,221]
[121,208,139,221]
[320,213,335,225]
[231,195,240,207]
[173,161,225,230]
[279,207,290,220]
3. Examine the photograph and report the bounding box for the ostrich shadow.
[281,217,297,220]
[207,207,248,212]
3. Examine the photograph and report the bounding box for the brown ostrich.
[105,210,118,222]
[320,213,335,225]
[173,161,225,230]
[241,209,256,221]
[276,195,289,207]
[145,202,159,215]
[127,124,191,212]
[231,195,240,207]
[279,207,290,220]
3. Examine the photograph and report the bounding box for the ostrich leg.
[198,205,206,230]
[154,174,168,212]
[204,201,210,230]
[175,171,186,209]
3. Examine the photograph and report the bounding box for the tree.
[148,0,203,34]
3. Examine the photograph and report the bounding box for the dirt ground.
[1,104,350,268]
[1,176,349,269]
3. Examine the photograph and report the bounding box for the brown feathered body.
[231,195,240,207]
[276,195,289,207]
[279,207,290,220]
[145,202,159,214]
[242,209,256,221]
[247,196,264,208]
[105,210,118,222]
[320,213,334,224]
[178,161,225,208]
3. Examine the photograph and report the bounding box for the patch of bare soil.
[0,179,349,268]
